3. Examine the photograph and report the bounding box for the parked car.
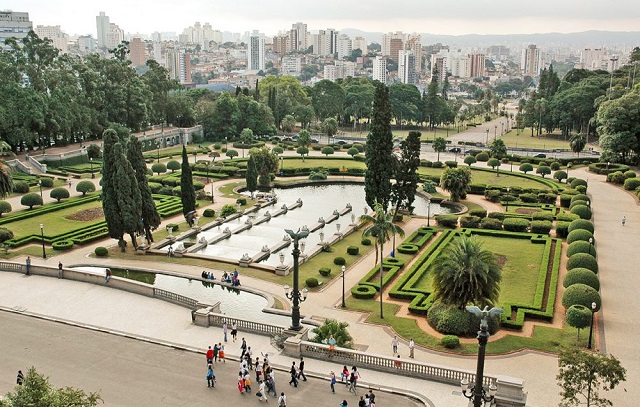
[310,138,319,143]
[449,147,462,153]
[533,153,546,158]
[336,140,347,145]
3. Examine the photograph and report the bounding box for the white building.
[398,50,417,84]
[382,31,404,56]
[0,11,32,46]
[521,44,542,76]
[290,22,308,52]
[372,55,387,84]
[35,25,68,53]
[578,48,607,71]
[313,28,338,56]
[337,34,352,60]
[247,31,265,71]
[75,35,96,53]
[324,61,355,81]
[352,36,367,54]
[166,48,191,84]
[282,55,304,76]
[96,11,110,49]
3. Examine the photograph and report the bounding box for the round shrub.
[484,189,501,203]
[361,238,372,246]
[567,240,596,257]
[562,283,601,311]
[569,200,589,209]
[319,267,331,277]
[151,162,167,174]
[469,209,487,218]
[203,208,215,217]
[567,253,599,273]
[567,229,593,244]
[95,246,109,257]
[346,246,359,255]
[0,227,14,242]
[550,162,561,171]
[566,304,593,331]
[475,151,489,162]
[536,166,551,177]
[305,278,319,288]
[427,302,499,336]
[576,186,588,194]
[445,161,458,168]
[563,268,600,291]
[559,194,573,208]
[431,161,444,168]
[570,194,589,204]
[171,186,181,196]
[464,156,477,166]
[460,216,481,228]
[503,217,530,232]
[21,192,43,209]
[530,220,552,235]
[557,212,580,222]
[570,178,588,189]
[623,177,640,191]
[166,160,180,172]
[166,223,179,232]
[440,335,461,349]
[607,171,625,184]
[333,256,346,266]
[39,177,54,187]
[571,205,592,220]
[531,211,554,221]
[519,193,538,203]
[351,284,376,299]
[624,170,637,179]
[193,181,205,191]
[236,198,247,205]
[13,181,30,194]
[0,200,12,217]
[480,217,503,230]
[568,219,594,234]
[49,187,70,202]
[148,182,163,194]
[519,163,534,174]
[52,240,74,251]
[396,244,419,254]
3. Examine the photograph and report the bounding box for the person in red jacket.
[206,346,214,364]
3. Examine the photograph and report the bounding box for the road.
[0,311,422,407]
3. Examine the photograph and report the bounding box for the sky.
[5,0,640,38]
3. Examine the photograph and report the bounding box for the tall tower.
[521,44,542,76]
[247,31,265,71]
[372,56,387,84]
[96,12,110,49]
[290,22,308,51]
[398,50,417,84]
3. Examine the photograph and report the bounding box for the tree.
[566,304,592,341]
[49,187,70,202]
[464,156,477,166]
[226,149,238,159]
[0,200,12,216]
[281,115,296,133]
[311,319,353,349]
[180,146,196,219]
[431,235,502,309]
[364,82,394,211]
[322,117,338,140]
[127,135,161,244]
[101,129,127,251]
[321,146,335,157]
[312,79,345,121]
[391,131,421,217]
[440,167,472,202]
[248,146,278,186]
[557,348,626,407]
[569,133,587,157]
[151,162,167,175]
[0,161,14,198]
[432,137,447,162]
[245,156,258,197]
[389,83,423,125]
[296,146,309,160]
[297,129,311,148]
[487,158,501,176]
[347,147,359,158]
[519,163,534,174]
[0,366,101,407]
[239,127,254,158]
[360,202,405,319]
[489,138,507,158]
[112,143,143,248]
[537,165,552,178]
[76,180,96,196]
[166,160,180,172]
[21,193,43,209]
[554,170,569,183]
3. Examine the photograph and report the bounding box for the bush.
[49,187,70,202]
[557,212,579,222]
[570,194,589,204]
[0,227,14,242]
[518,193,537,203]
[607,171,626,184]
[393,214,403,222]
[445,161,458,168]
[351,285,376,299]
[166,160,181,172]
[553,170,568,182]
[503,217,530,232]
[550,162,561,171]
[562,283,601,311]
[463,156,477,166]
[151,162,167,174]
[346,246,359,255]
[480,217,503,230]
[567,229,594,244]
[361,238,371,246]
[435,214,458,228]
[203,208,215,217]
[427,302,499,336]
[564,268,600,291]
[567,253,599,273]
[531,211,554,221]
[567,240,596,257]
[487,212,505,220]
[305,278,319,288]
[571,205,592,220]
[536,166,551,177]
[530,220,552,234]
[568,219,594,234]
[52,240,73,250]
[21,192,43,209]
[519,163,535,174]
[13,181,30,193]
[484,189,501,203]
[569,200,588,209]
[624,170,637,179]
[94,246,109,257]
[0,200,12,216]
[219,204,237,218]
[333,256,346,266]
[469,209,487,218]
[75,180,96,196]
[396,244,419,254]
[39,177,54,187]
[623,177,640,191]
[475,151,489,162]
[319,267,331,277]
[441,335,460,349]
[570,178,588,189]
[431,161,444,168]
[460,216,481,228]
[166,223,179,232]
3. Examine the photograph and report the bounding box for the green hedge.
[567,229,594,244]
[502,217,530,232]
[563,268,600,291]
[530,220,552,235]
[351,284,376,299]
[568,219,594,234]
[566,253,598,273]
[567,240,596,257]
[562,283,601,311]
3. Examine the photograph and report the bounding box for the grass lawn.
[501,129,571,150]
[418,167,554,190]
[281,157,366,171]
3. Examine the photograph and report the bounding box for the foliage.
[94,246,108,256]
[49,187,70,202]
[347,246,360,255]
[562,283,601,310]
[151,162,167,174]
[0,227,14,242]
[311,318,353,349]
[464,156,477,166]
[554,170,568,182]
[440,166,472,202]
[480,217,503,230]
[567,229,594,244]
[435,214,459,228]
[623,177,640,191]
[564,268,600,291]
[39,178,54,188]
[427,301,499,336]
[245,156,258,194]
[567,253,599,273]
[460,216,481,228]
[475,151,489,162]
[319,267,331,277]
[489,138,507,158]
[21,192,43,209]
[557,348,626,407]
[440,335,461,349]
[76,181,96,196]
[333,256,346,266]
[431,235,502,309]
[305,277,319,287]
[391,131,421,218]
[571,204,592,220]
[180,146,196,217]
[320,146,335,157]
[519,163,534,174]
[565,304,592,336]
[567,241,596,257]
[0,200,12,216]
[219,204,237,218]
[432,137,447,161]
[502,217,530,232]
[166,160,180,172]
[530,220,552,234]
[13,181,30,194]
[568,219,595,234]
[536,165,552,177]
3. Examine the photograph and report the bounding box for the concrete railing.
[193,309,286,337]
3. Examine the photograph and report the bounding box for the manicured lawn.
[281,157,366,170]
[418,167,554,190]
[501,129,571,150]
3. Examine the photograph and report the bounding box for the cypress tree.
[180,145,196,219]
[391,131,421,217]
[127,135,161,243]
[254,79,260,101]
[246,156,258,197]
[101,129,126,250]
[112,143,143,247]
[364,81,394,211]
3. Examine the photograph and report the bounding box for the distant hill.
[338,29,640,48]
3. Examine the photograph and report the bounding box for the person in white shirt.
[409,338,415,358]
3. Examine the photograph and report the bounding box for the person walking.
[218,343,225,363]
[257,380,267,402]
[25,256,31,275]
[298,356,307,381]
[206,364,215,388]
[341,365,349,385]
[348,369,357,395]
[409,338,415,358]
[206,346,214,364]
[238,371,245,394]
[231,322,238,342]
[358,395,366,407]
[213,343,220,363]
[255,357,263,382]
[16,370,24,385]
[622,215,627,226]
[277,392,287,407]
[288,362,298,387]
[105,268,112,283]
[223,321,228,342]
[240,337,247,359]
[368,390,376,406]
[58,261,63,279]
[330,370,337,393]
[392,335,398,354]
[268,373,277,397]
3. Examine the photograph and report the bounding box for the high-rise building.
[324,61,355,81]
[468,53,486,77]
[382,31,404,56]
[76,35,96,53]
[247,31,265,71]
[521,44,542,76]
[405,34,422,73]
[398,50,417,85]
[314,28,337,56]
[431,55,447,83]
[290,22,308,51]
[352,37,367,54]
[96,12,110,49]
[105,23,124,50]
[337,34,352,60]
[282,55,305,76]
[372,56,387,84]
[579,48,607,70]
[487,45,510,61]
[273,34,288,57]
[0,11,32,46]
[128,37,147,67]
[166,48,191,84]
[389,38,404,63]
[35,25,68,53]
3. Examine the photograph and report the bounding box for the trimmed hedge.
[319,267,331,277]
[480,218,503,230]
[563,268,600,291]
[571,205,592,220]
[435,214,458,228]
[568,219,594,234]
[530,220,552,235]
[566,253,598,273]
[555,221,570,238]
[567,240,596,257]
[468,209,487,218]
[502,217,530,232]
[440,335,461,349]
[52,240,73,250]
[203,208,215,217]
[459,216,481,228]
[396,244,419,254]
[305,278,319,288]
[351,284,376,299]
[562,283,601,311]
[623,177,640,191]
[346,246,359,255]
[557,212,579,222]
[333,256,346,265]
[567,229,594,244]
[531,211,554,221]
[95,246,108,257]
[361,238,372,246]
[570,178,588,189]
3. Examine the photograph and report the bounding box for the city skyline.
[4,0,640,39]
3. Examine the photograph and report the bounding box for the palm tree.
[360,202,405,318]
[431,235,502,310]
[0,160,13,199]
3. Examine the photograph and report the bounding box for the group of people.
[288,357,307,387]
[221,269,241,286]
[200,270,215,280]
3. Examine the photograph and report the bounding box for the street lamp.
[505,187,510,212]
[588,237,594,256]
[40,223,46,259]
[426,198,431,227]
[485,129,489,145]
[90,157,94,178]
[283,228,310,331]
[341,265,346,308]
[587,301,597,349]
[494,125,497,140]
[608,55,618,100]
[461,306,503,407]
[501,122,504,135]
[156,141,161,163]
[280,156,284,175]
[38,179,43,199]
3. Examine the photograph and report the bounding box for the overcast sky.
[5,0,640,37]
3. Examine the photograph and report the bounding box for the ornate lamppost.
[283,228,309,331]
[341,265,346,308]
[40,223,46,259]
[461,306,503,407]
[587,301,597,349]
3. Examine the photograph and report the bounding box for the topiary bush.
[0,201,12,217]
[567,253,599,273]
[440,335,461,349]
[530,220,552,235]
[333,256,346,266]
[503,217,530,232]
[623,177,640,191]
[569,200,588,209]
[166,160,180,173]
[568,219,594,234]
[567,229,594,244]
[346,246,359,255]
[236,198,247,205]
[555,221,571,238]
[571,204,592,220]
[49,187,70,202]
[219,204,237,218]
[567,240,596,257]
[396,244,419,254]
[151,162,167,174]
[469,209,487,218]
[487,212,505,220]
[570,178,588,189]
[557,212,580,222]
[351,284,376,299]
[475,151,489,162]
[531,211,554,221]
[562,283,601,311]
[21,193,43,209]
[563,268,600,291]
[464,156,477,166]
[52,240,73,250]
[203,208,215,217]
[0,227,14,242]
[480,217,503,230]
[305,277,319,288]
[624,170,637,179]
[39,177,54,187]
[435,214,458,228]
[519,193,538,203]
[536,166,551,177]
[166,223,179,232]
[484,189,501,203]
[519,163,534,174]
[95,246,109,257]
[550,162,561,171]
[13,181,30,194]
[460,216,481,228]
[361,238,371,246]
[427,302,499,336]
[607,171,626,184]
[319,267,332,277]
